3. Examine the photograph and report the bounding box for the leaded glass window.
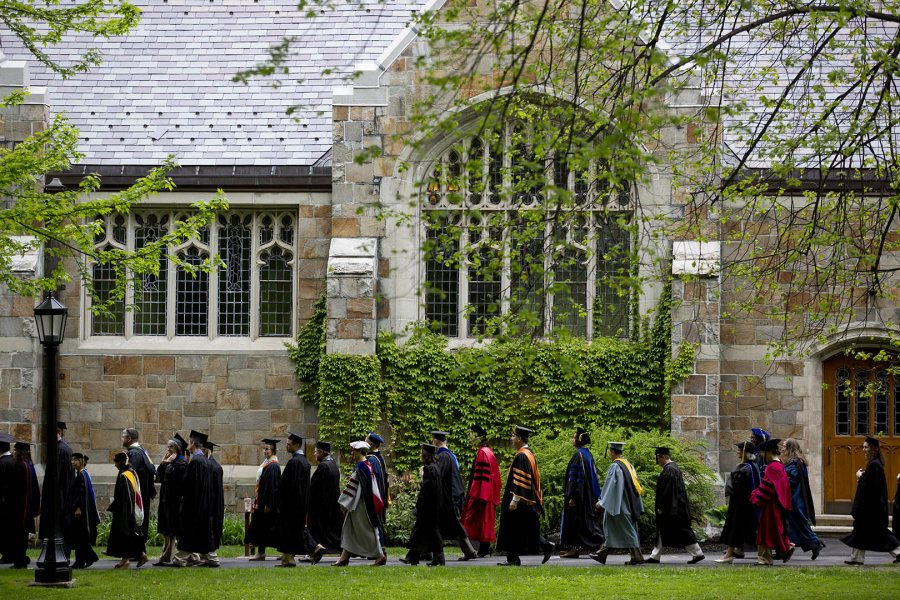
[422,129,633,340]
[88,210,296,340]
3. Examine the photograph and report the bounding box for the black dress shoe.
[782,547,795,563]
[644,557,660,564]
[688,555,706,564]
[542,542,555,564]
[844,560,864,565]
[589,548,608,564]
[71,562,86,570]
[811,545,822,561]
[498,560,521,566]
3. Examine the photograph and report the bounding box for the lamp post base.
[29,579,76,588]
[33,536,73,586]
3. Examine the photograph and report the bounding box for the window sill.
[74,337,292,355]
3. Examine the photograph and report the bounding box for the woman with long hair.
[841,437,900,565]
[781,439,825,559]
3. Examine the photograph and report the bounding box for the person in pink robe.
[750,438,795,565]
[460,425,502,558]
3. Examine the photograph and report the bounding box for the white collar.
[129,442,141,448]
[0,451,11,457]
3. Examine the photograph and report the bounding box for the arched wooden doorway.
[823,352,900,513]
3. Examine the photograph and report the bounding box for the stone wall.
[56,353,310,465]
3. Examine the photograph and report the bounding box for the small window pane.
[855,369,870,436]
[468,221,502,336]
[91,246,125,336]
[510,213,545,337]
[836,367,851,435]
[259,249,293,337]
[176,248,209,336]
[552,247,587,337]
[218,216,251,336]
[424,214,460,336]
[134,215,168,336]
[595,215,631,337]
[874,370,888,435]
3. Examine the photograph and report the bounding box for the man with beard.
[107,452,147,569]
[276,432,311,567]
[460,424,501,559]
[496,426,554,566]
[306,441,342,564]
[559,428,604,558]
[122,428,156,552]
[401,443,444,565]
[645,447,704,564]
[70,452,100,569]
[154,434,188,566]
[247,439,281,561]
[432,431,478,560]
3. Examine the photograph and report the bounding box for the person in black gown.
[401,443,444,565]
[173,431,216,567]
[107,452,147,569]
[0,433,29,568]
[717,442,761,563]
[40,422,75,555]
[154,434,188,566]
[559,428,604,557]
[276,432,311,567]
[306,441,342,564]
[842,436,900,565]
[247,438,281,561]
[203,440,224,566]
[645,447,704,564]
[70,452,100,569]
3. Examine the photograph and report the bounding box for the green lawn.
[1,560,897,599]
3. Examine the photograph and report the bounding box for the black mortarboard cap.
[14,441,32,452]
[865,436,880,447]
[431,431,448,442]
[762,438,781,452]
[72,452,85,460]
[316,440,332,452]
[514,425,532,440]
[0,433,15,444]
[202,440,218,450]
[421,443,437,455]
[189,430,208,444]
[57,421,67,431]
[288,431,304,444]
[172,433,188,452]
[262,438,280,448]
[367,432,384,445]
[470,424,487,437]
[655,446,671,456]
[113,451,128,463]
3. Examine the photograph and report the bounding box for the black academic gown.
[435,449,468,540]
[23,459,40,535]
[408,462,443,556]
[106,467,146,559]
[368,451,389,544]
[655,461,698,547]
[177,452,214,554]
[307,455,342,551]
[720,461,760,549]
[560,448,604,549]
[247,460,280,549]
[842,457,900,552]
[497,448,547,557]
[41,439,75,548]
[0,453,29,566]
[126,445,157,540]
[156,457,187,537]
[277,451,312,555]
[208,456,225,550]
[893,476,899,538]
[71,469,100,564]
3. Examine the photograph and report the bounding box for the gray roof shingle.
[1,0,419,166]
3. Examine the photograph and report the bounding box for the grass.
[2,551,898,599]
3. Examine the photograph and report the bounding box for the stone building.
[1,0,897,516]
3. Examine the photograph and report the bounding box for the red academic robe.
[461,445,502,543]
[750,459,792,553]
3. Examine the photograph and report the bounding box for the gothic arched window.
[423,127,633,340]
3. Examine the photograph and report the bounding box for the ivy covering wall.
[287,287,695,474]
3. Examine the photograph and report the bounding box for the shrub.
[384,476,420,546]
[95,512,245,547]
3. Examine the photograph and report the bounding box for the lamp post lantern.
[32,292,72,586]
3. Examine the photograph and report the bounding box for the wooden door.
[823,354,900,513]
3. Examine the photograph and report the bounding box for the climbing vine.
[291,290,695,473]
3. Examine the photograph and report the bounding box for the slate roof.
[0,0,419,166]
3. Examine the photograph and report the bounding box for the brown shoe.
[372,555,387,567]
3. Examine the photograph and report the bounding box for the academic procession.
[1,424,899,571]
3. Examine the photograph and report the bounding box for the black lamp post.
[32,293,72,586]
